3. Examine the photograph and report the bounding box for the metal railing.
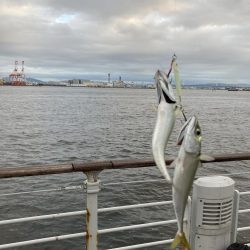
[0,152,250,249]
[1,152,250,178]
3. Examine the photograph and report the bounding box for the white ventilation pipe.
[190,176,235,250]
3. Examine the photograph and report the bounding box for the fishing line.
[170,0,188,122]
[181,109,187,122]
[174,0,177,51]
[172,0,177,55]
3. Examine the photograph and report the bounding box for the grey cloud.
[0,0,250,83]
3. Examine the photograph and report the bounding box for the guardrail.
[0,152,250,249]
[0,152,250,178]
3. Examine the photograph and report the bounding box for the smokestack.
[14,60,18,71]
[108,73,110,83]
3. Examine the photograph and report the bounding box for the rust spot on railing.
[86,208,92,249]
[85,231,91,250]
[86,208,90,224]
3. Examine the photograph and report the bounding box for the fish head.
[183,116,202,154]
[177,117,192,145]
[154,70,176,104]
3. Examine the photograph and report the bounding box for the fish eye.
[196,129,201,136]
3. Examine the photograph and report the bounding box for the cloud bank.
[1,0,250,83]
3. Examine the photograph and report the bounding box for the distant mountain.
[2,77,45,83]
[26,77,45,83]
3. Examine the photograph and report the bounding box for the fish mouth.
[177,117,192,145]
[177,116,198,145]
[189,116,198,131]
[155,70,176,104]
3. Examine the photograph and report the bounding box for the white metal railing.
[106,239,174,250]
[2,169,250,197]
[0,201,172,226]
[1,168,250,197]
[0,170,179,250]
[99,219,178,234]
[0,233,87,250]
[236,191,250,234]
[0,174,250,249]
[0,199,177,249]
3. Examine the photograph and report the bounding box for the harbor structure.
[7,60,27,86]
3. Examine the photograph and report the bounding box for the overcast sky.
[1,0,250,83]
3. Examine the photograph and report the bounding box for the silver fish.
[152,70,177,183]
[171,116,212,250]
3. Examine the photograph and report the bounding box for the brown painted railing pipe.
[0,152,249,179]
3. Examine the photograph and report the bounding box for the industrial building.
[5,61,27,86]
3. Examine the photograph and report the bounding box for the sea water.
[0,86,249,249]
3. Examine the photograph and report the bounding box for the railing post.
[231,190,240,242]
[84,171,101,250]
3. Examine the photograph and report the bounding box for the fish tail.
[171,232,190,250]
[163,172,172,184]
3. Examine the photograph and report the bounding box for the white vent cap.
[194,176,235,200]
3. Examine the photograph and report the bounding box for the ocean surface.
[0,86,250,249]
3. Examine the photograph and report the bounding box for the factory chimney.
[21,61,25,80]
[14,60,18,72]
[108,73,110,83]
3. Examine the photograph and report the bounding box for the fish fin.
[200,154,215,162]
[171,232,191,250]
